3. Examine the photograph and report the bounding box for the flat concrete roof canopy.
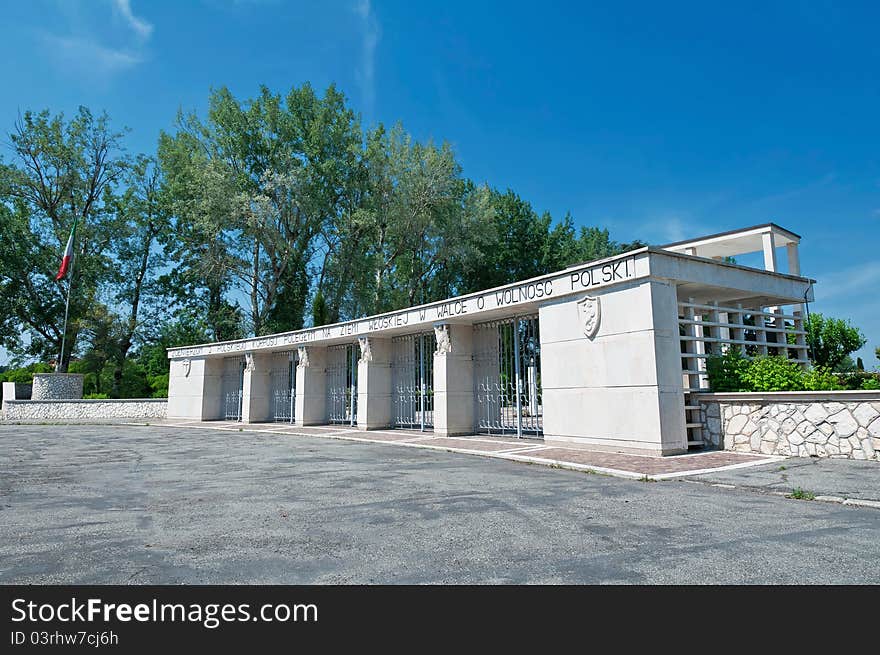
[662,223,800,261]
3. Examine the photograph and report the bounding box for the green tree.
[104,155,168,396]
[462,189,553,291]
[0,107,128,370]
[805,313,867,371]
[157,124,243,342]
[160,83,364,335]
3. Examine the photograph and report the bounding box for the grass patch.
[788,487,815,501]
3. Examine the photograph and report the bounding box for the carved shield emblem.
[181,359,191,377]
[577,295,601,339]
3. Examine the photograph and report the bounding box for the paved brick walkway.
[161,420,777,479]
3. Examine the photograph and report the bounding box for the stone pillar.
[762,231,778,272]
[786,242,801,276]
[433,323,475,436]
[241,352,272,424]
[295,345,327,426]
[356,336,393,430]
[786,242,805,320]
[650,280,690,454]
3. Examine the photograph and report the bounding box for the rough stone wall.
[3,399,167,421]
[31,374,84,400]
[701,398,880,461]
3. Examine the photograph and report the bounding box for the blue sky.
[0,0,878,366]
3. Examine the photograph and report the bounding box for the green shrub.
[705,349,750,392]
[706,352,880,393]
[739,356,805,392]
[83,393,109,399]
[802,366,842,391]
[861,377,880,390]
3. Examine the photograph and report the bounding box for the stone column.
[433,323,475,436]
[786,242,801,276]
[241,352,272,424]
[295,345,327,426]
[787,242,805,319]
[356,336,393,430]
[762,231,778,272]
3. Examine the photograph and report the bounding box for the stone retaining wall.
[3,399,167,421]
[697,391,880,461]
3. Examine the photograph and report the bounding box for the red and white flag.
[55,217,78,281]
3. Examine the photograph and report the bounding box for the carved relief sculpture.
[577,295,601,339]
[297,346,310,368]
[358,336,372,363]
[434,324,452,354]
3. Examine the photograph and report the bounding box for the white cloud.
[37,0,153,79]
[354,0,380,116]
[815,260,880,299]
[634,214,690,244]
[41,33,143,75]
[112,0,153,40]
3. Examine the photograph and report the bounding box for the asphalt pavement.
[1,423,878,584]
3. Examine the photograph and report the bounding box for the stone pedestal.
[32,373,84,400]
[433,324,475,436]
[295,346,327,426]
[357,336,393,430]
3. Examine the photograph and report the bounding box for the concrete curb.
[682,479,880,510]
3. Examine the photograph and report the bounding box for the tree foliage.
[0,84,651,396]
[805,313,867,371]
[0,107,128,371]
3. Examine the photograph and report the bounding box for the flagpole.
[56,246,76,373]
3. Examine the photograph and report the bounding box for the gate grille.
[271,351,296,423]
[327,343,358,425]
[222,356,245,421]
[474,316,542,437]
[392,332,435,430]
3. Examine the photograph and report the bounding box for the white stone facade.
[3,399,167,421]
[31,373,84,400]
[165,239,815,456]
[698,392,880,461]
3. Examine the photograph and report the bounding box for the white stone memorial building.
[167,224,813,456]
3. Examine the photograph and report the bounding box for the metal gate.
[327,343,358,425]
[222,356,245,421]
[391,332,435,430]
[270,351,297,423]
[474,316,543,437]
